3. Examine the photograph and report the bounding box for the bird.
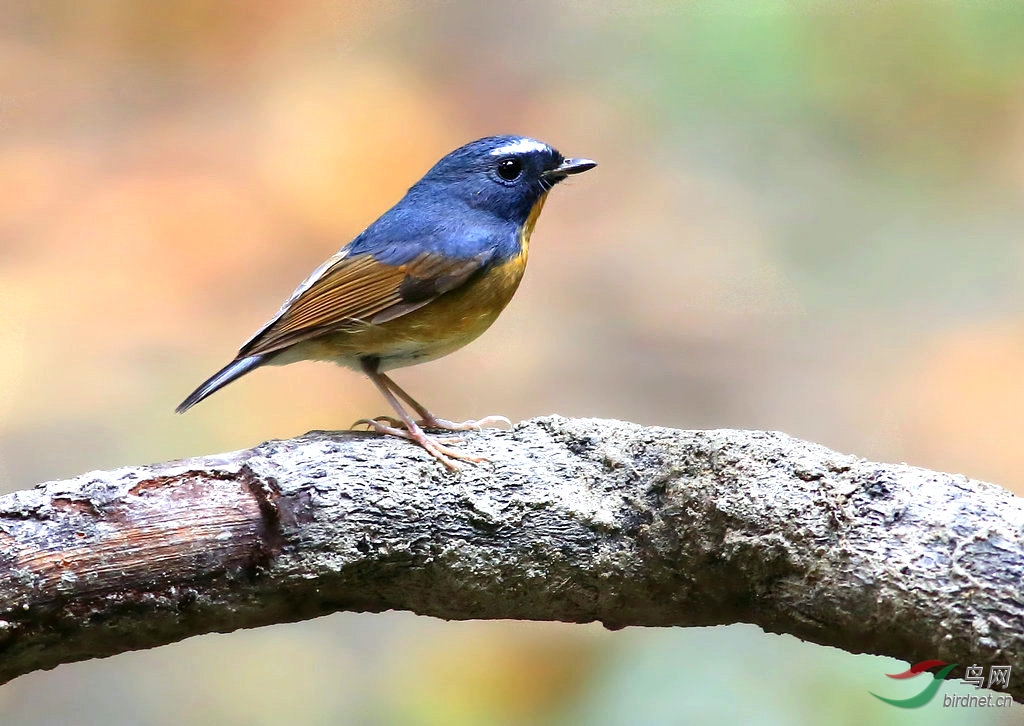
[176,135,595,470]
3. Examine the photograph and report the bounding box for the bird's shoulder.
[347,195,520,265]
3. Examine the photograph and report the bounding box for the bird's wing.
[237,249,489,358]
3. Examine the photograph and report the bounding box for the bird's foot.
[354,418,488,471]
[418,414,512,432]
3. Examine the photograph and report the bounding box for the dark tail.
[175,354,268,413]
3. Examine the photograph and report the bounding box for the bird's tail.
[175,354,268,413]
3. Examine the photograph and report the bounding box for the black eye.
[497,157,523,182]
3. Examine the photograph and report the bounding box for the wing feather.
[237,249,489,358]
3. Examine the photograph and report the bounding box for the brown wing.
[237,250,487,358]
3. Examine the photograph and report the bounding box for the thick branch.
[1,416,1021,698]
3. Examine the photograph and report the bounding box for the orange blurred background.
[1,2,1023,724]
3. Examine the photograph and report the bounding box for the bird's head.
[414,135,596,224]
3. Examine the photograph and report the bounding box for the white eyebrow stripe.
[489,138,550,156]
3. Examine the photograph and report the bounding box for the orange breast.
[288,193,548,370]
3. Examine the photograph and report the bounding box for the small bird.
[177,135,595,469]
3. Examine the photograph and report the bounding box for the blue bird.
[177,135,595,469]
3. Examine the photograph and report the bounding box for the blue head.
[348,136,595,264]
[410,136,596,225]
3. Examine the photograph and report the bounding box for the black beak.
[542,157,597,179]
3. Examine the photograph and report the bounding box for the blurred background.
[1,1,1022,723]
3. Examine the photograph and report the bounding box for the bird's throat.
[520,191,549,257]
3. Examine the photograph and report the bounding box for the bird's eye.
[497,157,523,182]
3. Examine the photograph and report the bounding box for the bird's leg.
[359,359,488,470]
[378,372,512,432]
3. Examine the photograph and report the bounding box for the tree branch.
[1,416,1021,698]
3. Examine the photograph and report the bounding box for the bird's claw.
[356,418,489,471]
[351,416,404,430]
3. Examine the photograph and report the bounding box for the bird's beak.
[542,158,597,179]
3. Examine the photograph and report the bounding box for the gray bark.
[0,416,1021,699]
